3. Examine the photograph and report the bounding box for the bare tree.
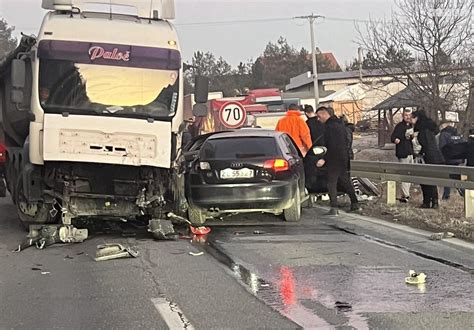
[0,18,17,61]
[357,0,473,129]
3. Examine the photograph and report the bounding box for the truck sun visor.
[37,40,181,71]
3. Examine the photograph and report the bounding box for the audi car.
[183,130,308,225]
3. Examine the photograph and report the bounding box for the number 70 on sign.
[218,102,247,129]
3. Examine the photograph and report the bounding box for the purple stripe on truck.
[37,40,181,70]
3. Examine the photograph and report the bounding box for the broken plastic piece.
[189,252,204,256]
[429,232,456,241]
[167,212,211,236]
[148,219,177,240]
[405,270,426,285]
[94,243,139,262]
[190,226,211,235]
[59,226,88,243]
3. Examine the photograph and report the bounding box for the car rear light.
[199,162,211,170]
[264,159,289,172]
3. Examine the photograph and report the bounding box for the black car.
[183,130,310,225]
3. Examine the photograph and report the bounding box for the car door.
[304,143,329,194]
[280,134,305,196]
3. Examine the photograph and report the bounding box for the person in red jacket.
[276,104,312,155]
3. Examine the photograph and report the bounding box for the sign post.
[219,102,247,129]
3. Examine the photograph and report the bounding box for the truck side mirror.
[193,76,209,117]
[193,103,208,118]
[194,76,209,104]
[11,59,26,89]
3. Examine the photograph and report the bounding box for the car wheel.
[284,186,301,222]
[15,173,53,231]
[188,206,207,226]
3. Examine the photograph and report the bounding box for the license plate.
[220,168,254,179]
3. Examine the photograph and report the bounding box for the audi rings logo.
[231,163,243,169]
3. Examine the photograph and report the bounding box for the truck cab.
[0,0,205,227]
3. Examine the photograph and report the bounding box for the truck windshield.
[38,40,181,119]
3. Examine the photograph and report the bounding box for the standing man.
[390,109,414,203]
[304,105,325,146]
[276,104,312,155]
[316,106,359,215]
[411,110,444,209]
[438,121,465,200]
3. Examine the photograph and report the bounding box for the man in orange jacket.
[276,104,312,155]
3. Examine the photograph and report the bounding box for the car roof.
[206,129,283,140]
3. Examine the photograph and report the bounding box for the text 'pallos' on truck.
[0,0,210,228]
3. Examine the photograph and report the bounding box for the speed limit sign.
[219,102,247,129]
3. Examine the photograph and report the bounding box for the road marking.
[315,206,474,251]
[151,297,194,330]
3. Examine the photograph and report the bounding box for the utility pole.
[294,14,324,108]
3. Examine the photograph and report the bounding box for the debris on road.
[94,243,139,262]
[335,301,353,312]
[405,270,427,285]
[41,272,50,275]
[234,231,246,236]
[14,225,88,252]
[429,232,456,241]
[167,212,211,236]
[190,226,211,235]
[148,219,177,240]
[189,252,204,256]
[253,230,265,235]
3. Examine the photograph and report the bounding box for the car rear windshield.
[201,137,280,159]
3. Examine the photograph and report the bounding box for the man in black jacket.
[391,109,414,203]
[412,110,444,209]
[316,107,359,215]
[304,105,325,146]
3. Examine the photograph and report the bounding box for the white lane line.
[151,297,194,330]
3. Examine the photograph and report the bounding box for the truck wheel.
[188,207,207,226]
[284,186,301,222]
[15,174,52,231]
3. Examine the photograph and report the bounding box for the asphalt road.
[0,195,473,329]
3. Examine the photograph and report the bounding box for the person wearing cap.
[276,104,312,155]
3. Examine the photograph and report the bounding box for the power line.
[174,16,373,27]
[12,15,380,30]
[175,17,293,26]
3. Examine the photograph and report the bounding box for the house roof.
[371,87,449,110]
[321,52,341,70]
[285,69,388,91]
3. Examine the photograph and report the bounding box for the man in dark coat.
[304,105,325,146]
[438,122,465,200]
[411,110,444,209]
[316,107,359,215]
[390,109,414,202]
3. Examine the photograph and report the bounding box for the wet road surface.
[0,195,473,329]
[205,210,474,329]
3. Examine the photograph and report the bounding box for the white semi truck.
[0,0,208,229]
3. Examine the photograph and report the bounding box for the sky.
[0,0,396,68]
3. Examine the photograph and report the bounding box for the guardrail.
[351,161,474,218]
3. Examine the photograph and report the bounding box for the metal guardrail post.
[465,190,474,218]
[387,181,396,205]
